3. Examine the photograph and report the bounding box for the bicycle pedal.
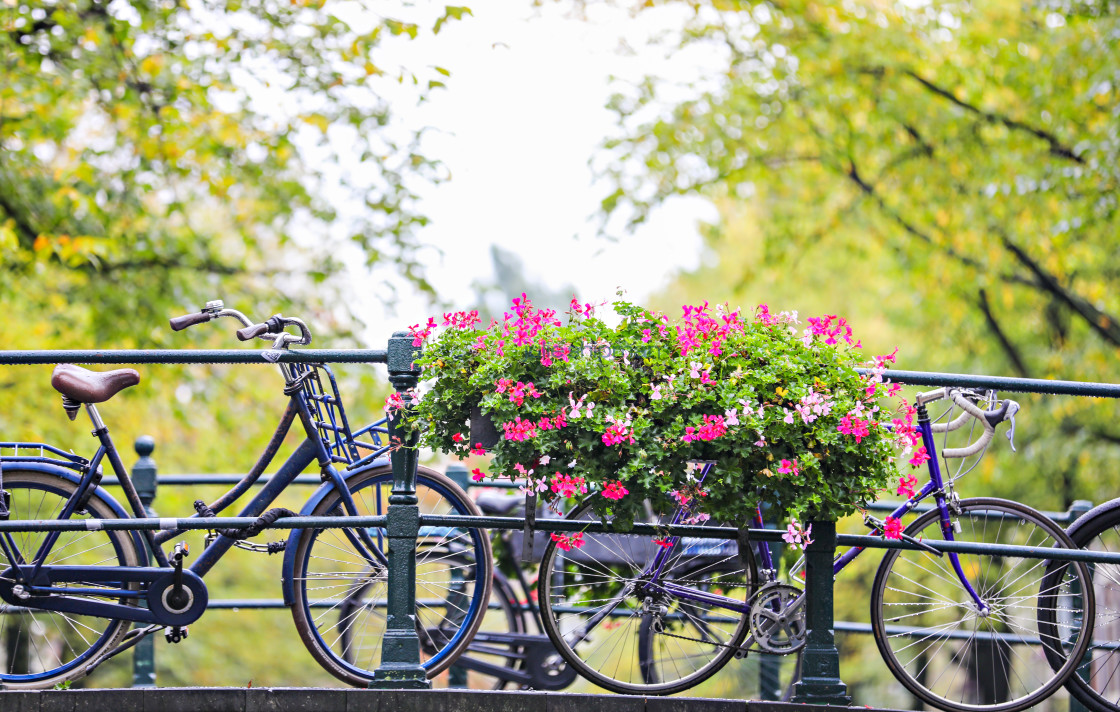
[165,626,189,644]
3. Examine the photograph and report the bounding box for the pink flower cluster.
[896,473,918,498]
[601,481,629,501]
[675,301,746,359]
[682,415,728,443]
[551,532,584,551]
[503,417,538,442]
[408,317,438,347]
[384,390,417,412]
[782,519,813,551]
[883,516,903,540]
[803,314,859,348]
[495,379,542,406]
[908,446,931,468]
[777,459,800,476]
[756,304,800,326]
[537,410,568,430]
[794,391,834,424]
[602,422,635,447]
[838,413,872,442]
[550,473,588,499]
[442,310,482,330]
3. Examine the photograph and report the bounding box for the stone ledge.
[0,688,905,712]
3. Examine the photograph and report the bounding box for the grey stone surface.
[143,687,247,712]
[1,690,41,712]
[247,687,349,712]
[0,686,920,712]
[544,692,644,712]
[648,696,746,712]
[37,691,74,712]
[72,688,145,712]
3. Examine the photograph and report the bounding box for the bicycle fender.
[280,459,389,606]
[1065,498,1120,540]
[0,461,150,566]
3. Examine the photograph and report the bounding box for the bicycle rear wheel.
[1039,501,1120,712]
[0,469,142,688]
[537,497,755,694]
[871,497,1092,712]
[290,464,492,686]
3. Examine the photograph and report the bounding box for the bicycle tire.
[0,469,142,688]
[290,464,492,686]
[1040,500,1120,712]
[870,497,1093,712]
[537,496,755,695]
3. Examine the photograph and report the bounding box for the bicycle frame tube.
[188,437,320,577]
[647,462,716,582]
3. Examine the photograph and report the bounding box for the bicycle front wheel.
[537,497,755,695]
[871,497,1092,712]
[289,464,492,686]
[0,469,143,688]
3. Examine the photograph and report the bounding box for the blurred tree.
[601,0,1119,506]
[470,244,577,322]
[0,0,472,343]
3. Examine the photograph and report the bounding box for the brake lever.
[1005,401,1020,452]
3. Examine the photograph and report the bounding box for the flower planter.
[469,405,501,450]
[407,296,914,530]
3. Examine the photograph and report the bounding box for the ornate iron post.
[370,331,430,688]
[792,520,850,705]
[131,436,158,687]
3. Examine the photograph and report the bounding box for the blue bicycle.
[536,388,1095,710]
[0,301,491,688]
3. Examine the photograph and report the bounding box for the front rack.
[290,364,389,469]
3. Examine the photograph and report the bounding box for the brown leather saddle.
[51,364,141,420]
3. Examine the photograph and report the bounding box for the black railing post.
[792,519,850,705]
[443,463,472,689]
[131,436,158,688]
[370,331,430,689]
[1069,499,1094,712]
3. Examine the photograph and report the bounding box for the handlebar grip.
[237,323,270,341]
[931,409,972,434]
[169,312,213,331]
[943,427,995,459]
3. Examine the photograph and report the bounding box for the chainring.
[748,583,807,654]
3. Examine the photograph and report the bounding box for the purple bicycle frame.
[640,416,988,616]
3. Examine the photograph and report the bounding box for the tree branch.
[977,288,1032,377]
[902,70,1083,164]
[1000,234,1120,347]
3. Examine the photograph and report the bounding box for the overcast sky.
[347,0,720,333]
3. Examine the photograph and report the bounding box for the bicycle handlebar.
[169,300,313,351]
[169,312,213,331]
[920,388,1019,459]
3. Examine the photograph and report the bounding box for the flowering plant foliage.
[406,294,919,531]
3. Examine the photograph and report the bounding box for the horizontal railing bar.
[0,351,1114,397]
[0,349,388,365]
[868,368,1120,398]
[4,514,1119,563]
[101,475,325,487]
[416,516,1120,564]
[0,515,386,533]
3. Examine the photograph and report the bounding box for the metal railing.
[1,345,1118,704]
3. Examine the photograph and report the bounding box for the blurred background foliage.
[0,0,1117,701]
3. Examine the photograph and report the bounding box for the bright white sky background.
[348,0,720,334]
